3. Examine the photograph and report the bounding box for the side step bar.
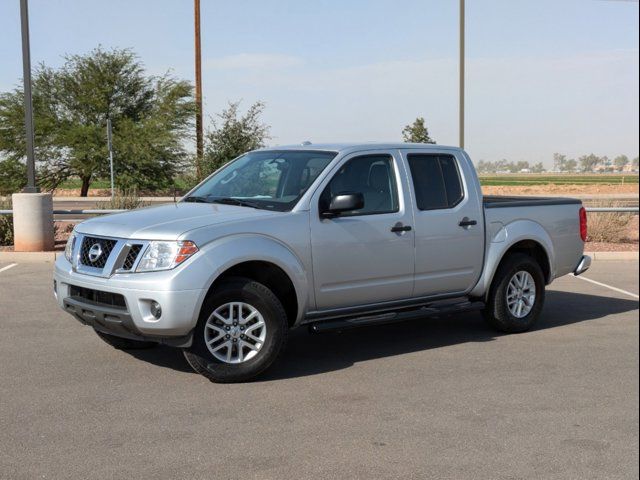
[308,300,484,333]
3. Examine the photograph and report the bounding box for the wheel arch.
[206,260,299,327]
[193,235,308,328]
[470,220,555,299]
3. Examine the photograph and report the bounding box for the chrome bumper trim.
[573,255,592,276]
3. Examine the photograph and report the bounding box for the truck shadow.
[260,290,638,381]
[126,290,638,379]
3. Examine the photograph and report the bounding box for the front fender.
[470,219,555,298]
[176,234,309,326]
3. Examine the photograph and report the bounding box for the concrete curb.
[1,250,637,264]
[52,196,176,202]
[585,251,639,260]
[0,251,59,263]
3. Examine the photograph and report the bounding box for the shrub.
[0,198,13,246]
[587,202,634,243]
[97,189,150,210]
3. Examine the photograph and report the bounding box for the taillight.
[579,207,587,242]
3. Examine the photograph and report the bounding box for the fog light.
[150,301,162,319]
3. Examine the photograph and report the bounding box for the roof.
[257,142,464,154]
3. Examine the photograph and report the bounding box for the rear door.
[401,149,484,297]
[309,150,415,310]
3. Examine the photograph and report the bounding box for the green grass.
[58,179,112,189]
[479,174,639,186]
[57,177,196,191]
[56,174,639,190]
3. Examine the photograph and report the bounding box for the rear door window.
[407,154,464,210]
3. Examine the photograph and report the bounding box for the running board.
[308,300,484,333]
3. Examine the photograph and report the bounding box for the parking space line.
[573,274,639,300]
[0,263,18,274]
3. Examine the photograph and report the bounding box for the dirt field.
[482,184,639,196]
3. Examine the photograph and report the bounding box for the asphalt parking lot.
[0,260,638,479]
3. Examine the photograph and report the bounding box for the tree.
[0,158,26,195]
[633,157,639,168]
[203,101,271,175]
[476,160,492,174]
[578,154,600,173]
[0,47,195,196]
[402,117,436,144]
[513,161,531,172]
[531,162,545,173]
[613,155,629,171]
[553,153,568,171]
[554,153,577,172]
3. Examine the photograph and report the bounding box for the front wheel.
[483,253,545,333]
[183,277,288,383]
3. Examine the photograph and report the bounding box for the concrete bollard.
[11,192,54,251]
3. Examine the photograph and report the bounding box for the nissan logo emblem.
[88,243,103,263]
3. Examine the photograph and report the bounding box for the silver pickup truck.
[54,143,591,382]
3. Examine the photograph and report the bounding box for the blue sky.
[1,0,638,165]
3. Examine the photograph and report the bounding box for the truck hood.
[75,203,279,240]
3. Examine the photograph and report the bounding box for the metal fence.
[1,207,639,217]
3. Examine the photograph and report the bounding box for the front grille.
[68,285,127,309]
[121,244,143,271]
[79,236,117,268]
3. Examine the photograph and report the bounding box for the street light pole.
[14,0,54,252]
[194,0,204,180]
[459,0,465,150]
[19,0,38,192]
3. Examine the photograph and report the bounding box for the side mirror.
[321,192,364,218]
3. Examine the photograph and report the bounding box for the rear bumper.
[573,255,592,276]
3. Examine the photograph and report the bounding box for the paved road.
[51,198,174,222]
[48,195,639,224]
[0,261,638,479]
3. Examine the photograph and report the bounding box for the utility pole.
[194,0,204,180]
[459,0,465,150]
[107,119,115,198]
[20,0,38,192]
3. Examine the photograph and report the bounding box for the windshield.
[185,150,337,211]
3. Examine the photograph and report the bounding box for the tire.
[483,253,545,333]
[94,329,157,350]
[183,277,288,383]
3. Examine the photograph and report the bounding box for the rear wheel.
[183,277,288,383]
[94,330,157,350]
[483,253,545,333]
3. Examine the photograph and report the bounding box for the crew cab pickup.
[54,143,591,382]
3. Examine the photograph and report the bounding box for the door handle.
[391,224,412,233]
[459,218,477,227]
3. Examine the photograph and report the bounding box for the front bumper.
[573,255,592,276]
[54,255,203,344]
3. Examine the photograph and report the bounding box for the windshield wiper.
[209,197,261,209]
[183,196,212,203]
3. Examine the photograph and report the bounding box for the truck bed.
[483,195,582,209]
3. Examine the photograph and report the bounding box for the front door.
[309,151,415,310]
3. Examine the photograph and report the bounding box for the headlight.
[64,233,76,262]
[136,240,199,272]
